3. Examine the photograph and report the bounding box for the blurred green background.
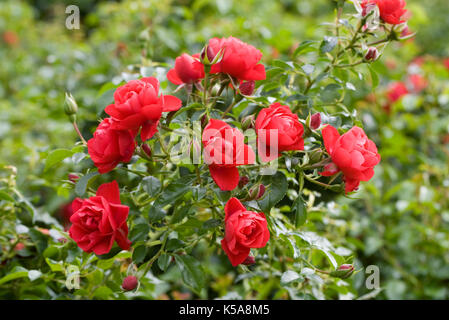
[1,0,449,299]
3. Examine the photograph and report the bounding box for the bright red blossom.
[167,53,205,85]
[69,181,131,255]
[387,81,409,102]
[87,118,136,174]
[408,74,427,93]
[208,37,266,81]
[202,119,255,191]
[105,77,182,141]
[255,102,304,162]
[221,198,270,266]
[321,125,381,193]
[362,0,408,25]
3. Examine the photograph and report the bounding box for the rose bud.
[64,92,78,121]
[122,275,138,291]
[238,176,250,188]
[330,264,355,279]
[364,47,379,62]
[68,173,79,183]
[241,114,255,131]
[310,113,321,130]
[200,44,223,66]
[141,143,152,158]
[242,255,256,266]
[239,81,255,96]
[249,184,265,200]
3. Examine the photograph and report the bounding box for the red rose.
[105,77,182,141]
[444,58,449,71]
[167,53,205,85]
[320,125,381,193]
[221,198,270,266]
[69,181,131,255]
[362,0,408,25]
[202,119,255,191]
[408,74,427,93]
[386,81,408,103]
[255,102,304,162]
[207,37,266,81]
[87,118,136,174]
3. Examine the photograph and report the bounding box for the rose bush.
[5,0,448,300]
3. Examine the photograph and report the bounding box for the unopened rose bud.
[142,144,152,158]
[241,114,255,130]
[364,47,379,62]
[239,81,255,96]
[64,93,78,121]
[242,256,256,265]
[310,113,321,130]
[238,176,249,188]
[200,44,223,66]
[330,264,355,279]
[122,275,138,291]
[68,173,79,183]
[249,184,265,200]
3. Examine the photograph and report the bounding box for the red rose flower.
[105,77,182,141]
[69,181,131,255]
[386,81,408,103]
[167,53,205,85]
[408,74,427,93]
[207,37,266,81]
[202,119,255,191]
[255,102,304,162]
[444,58,449,71]
[362,0,408,25]
[221,198,270,266]
[320,125,381,193]
[87,118,136,174]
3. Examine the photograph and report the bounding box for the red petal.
[167,69,183,85]
[209,165,240,191]
[140,120,159,141]
[96,180,121,204]
[221,238,250,267]
[161,95,182,112]
[224,197,246,221]
[322,125,340,155]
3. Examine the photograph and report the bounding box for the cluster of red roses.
[72,33,382,266]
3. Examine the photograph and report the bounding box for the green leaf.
[257,171,288,213]
[148,206,165,223]
[141,176,161,197]
[92,286,114,299]
[320,36,338,53]
[166,238,185,252]
[130,223,150,242]
[175,254,205,293]
[157,254,171,271]
[0,267,29,285]
[75,171,99,197]
[281,270,301,284]
[155,181,191,207]
[0,190,14,202]
[45,258,64,272]
[293,41,317,57]
[44,149,73,172]
[293,196,307,227]
[132,245,148,264]
[368,65,379,88]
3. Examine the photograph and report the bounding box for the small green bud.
[64,92,78,120]
[330,264,355,279]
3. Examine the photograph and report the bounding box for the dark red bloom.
[255,102,304,162]
[221,198,269,266]
[167,53,205,85]
[87,118,136,174]
[69,181,131,255]
[202,119,255,191]
[105,77,182,141]
[207,37,266,81]
[320,125,381,193]
[362,0,408,25]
